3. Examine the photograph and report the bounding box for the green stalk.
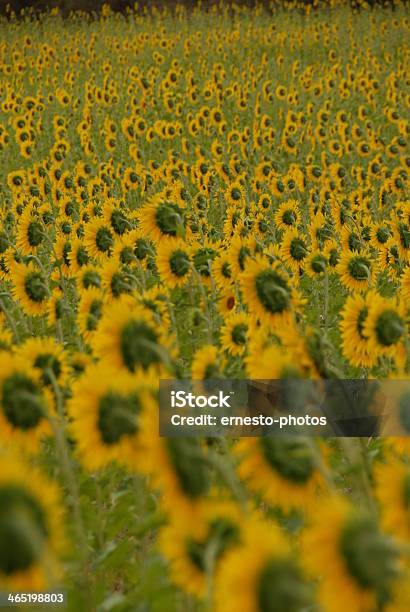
[46,368,91,580]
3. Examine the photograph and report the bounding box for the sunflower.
[274,199,301,231]
[217,286,237,316]
[123,167,140,191]
[137,193,187,243]
[54,233,74,278]
[210,107,224,127]
[192,345,224,380]
[56,214,73,237]
[17,337,69,391]
[220,312,252,357]
[399,201,410,227]
[306,164,323,183]
[93,297,172,374]
[0,233,12,280]
[225,181,246,207]
[0,353,52,453]
[156,237,192,289]
[275,83,287,99]
[100,258,133,301]
[192,240,220,287]
[304,250,328,278]
[84,216,115,260]
[339,292,376,369]
[341,224,365,253]
[215,517,311,612]
[302,495,400,612]
[236,437,324,512]
[142,429,211,527]
[309,211,332,250]
[375,455,410,540]
[138,286,171,329]
[15,207,44,256]
[76,264,102,290]
[212,252,234,290]
[253,212,270,239]
[370,222,393,250]
[69,362,154,471]
[0,452,64,590]
[11,261,50,317]
[159,500,241,598]
[228,234,256,277]
[47,287,65,329]
[223,205,244,237]
[112,230,138,267]
[67,236,90,274]
[378,238,401,274]
[103,199,132,236]
[280,228,309,273]
[282,325,321,374]
[257,193,272,211]
[0,327,13,352]
[282,134,298,155]
[362,293,407,365]
[245,341,314,380]
[240,256,295,327]
[400,266,410,301]
[319,240,338,271]
[392,218,410,262]
[68,351,94,380]
[337,250,375,292]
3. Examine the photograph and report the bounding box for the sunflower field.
[0,0,409,610]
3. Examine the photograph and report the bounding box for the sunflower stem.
[56,318,64,344]
[166,295,183,359]
[204,536,218,612]
[46,369,90,578]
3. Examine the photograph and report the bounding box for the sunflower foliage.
[0,1,409,611]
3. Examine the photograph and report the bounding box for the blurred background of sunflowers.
[0,0,409,610]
